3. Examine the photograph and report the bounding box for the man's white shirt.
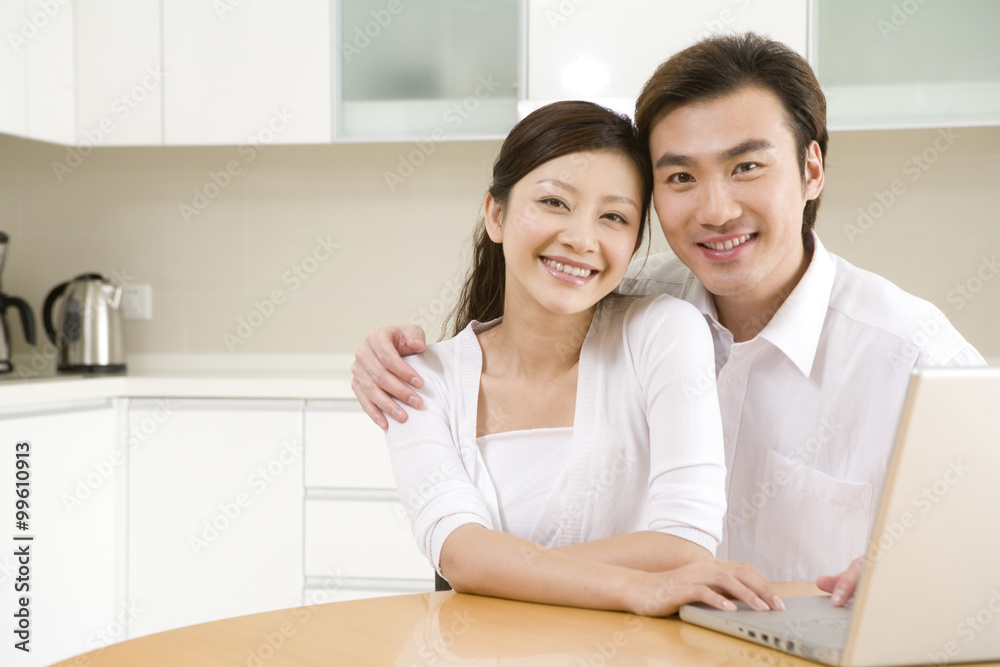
[620,232,985,580]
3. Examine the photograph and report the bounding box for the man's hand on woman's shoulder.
[351,324,428,429]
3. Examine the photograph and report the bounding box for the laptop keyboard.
[815,618,850,631]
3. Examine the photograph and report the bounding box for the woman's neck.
[478,296,596,380]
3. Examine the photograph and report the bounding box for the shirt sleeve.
[617,252,698,298]
[384,349,493,574]
[935,343,987,367]
[913,315,987,368]
[623,295,727,554]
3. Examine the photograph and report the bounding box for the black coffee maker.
[0,232,36,373]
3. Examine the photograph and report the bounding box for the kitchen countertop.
[5,350,994,413]
[0,354,357,410]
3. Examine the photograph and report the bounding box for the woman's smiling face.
[486,150,644,318]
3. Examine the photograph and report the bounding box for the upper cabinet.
[811,0,1000,130]
[336,0,520,141]
[9,1,1000,145]
[523,0,808,118]
[0,2,28,137]
[1,0,75,143]
[163,0,332,145]
[0,0,332,146]
[76,0,162,145]
[0,0,161,145]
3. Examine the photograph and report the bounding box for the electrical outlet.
[122,284,153,320]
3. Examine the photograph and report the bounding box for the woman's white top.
[385,294,726,574]
[476,427,573,540]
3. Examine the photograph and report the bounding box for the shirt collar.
[690,279,719,322]
[691,231,836,377]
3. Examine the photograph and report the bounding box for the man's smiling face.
[648,85,824,315]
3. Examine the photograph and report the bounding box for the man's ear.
[484,193,504,243]
[803,140,824,201]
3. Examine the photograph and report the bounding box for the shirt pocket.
[754,449,873,581]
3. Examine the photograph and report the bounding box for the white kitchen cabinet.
[22,0,75,144]
[303,580,429,606]
[336,0,520,141]
[75,0,162,145]
[3,0,330,146]
[127,398,305,639]
[0,0,161,146]
[304,401,396,489]
[0,1,29,136]
[303,401,434,598]
[811,0,1000,130]
[0,399,124,667]
[162,0,332,145]
[523,0,808,118]
[12,0,996,147]
[305,497,430,579]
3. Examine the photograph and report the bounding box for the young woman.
[385,101,782,616]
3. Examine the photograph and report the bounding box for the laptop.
[680,367,1000,666]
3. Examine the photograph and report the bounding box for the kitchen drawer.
[305,401,396,489]
[305,587,405,605]
[305,498,431,580]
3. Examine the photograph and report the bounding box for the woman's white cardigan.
[385,294,726,574]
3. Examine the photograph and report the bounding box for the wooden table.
[50,583,995,666]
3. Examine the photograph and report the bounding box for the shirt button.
[723,436,730,446]
[727,375,739,386]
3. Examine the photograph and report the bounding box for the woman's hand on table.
[627,559,784,617]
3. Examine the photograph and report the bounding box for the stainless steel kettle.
[43,273,126,373]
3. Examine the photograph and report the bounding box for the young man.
[351,34,984,602]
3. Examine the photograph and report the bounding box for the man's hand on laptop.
[816,556,864,606]
[351,324,428,429]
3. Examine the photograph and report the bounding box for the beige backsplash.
[1,127,997,364]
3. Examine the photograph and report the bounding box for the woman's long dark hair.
[445,101,653,337]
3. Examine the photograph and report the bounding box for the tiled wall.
[0,136,499,360]
[1,126,997,362]
[818,127,1000,363]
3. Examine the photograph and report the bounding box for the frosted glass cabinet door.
[337,0,520,140]
[163,0,332,145]
[525,0,807,117]
[812,0,1000,130]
